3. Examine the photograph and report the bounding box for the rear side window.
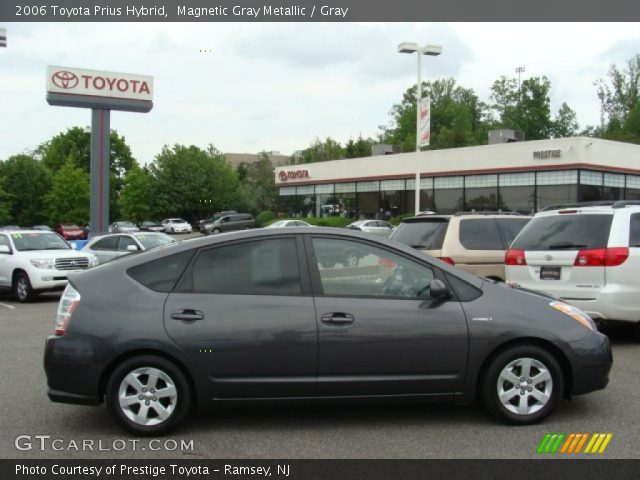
[128,250,193,292]
[391,220,449,250]
[92,236,119,251]
[496,218,530,248]
[190,238,301,295]
[630,214,640,247]
[511,214,613,251]
[459,219,503,250]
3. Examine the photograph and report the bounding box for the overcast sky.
[1,22,639,165]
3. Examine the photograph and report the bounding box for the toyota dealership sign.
[46,65,153,113]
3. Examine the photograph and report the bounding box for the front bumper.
[568,330,613,395]
[30,268,87,291]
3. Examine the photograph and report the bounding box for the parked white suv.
[0,230,97,302]
[506,201,640,328]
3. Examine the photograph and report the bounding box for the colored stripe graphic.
[538,433,613,454]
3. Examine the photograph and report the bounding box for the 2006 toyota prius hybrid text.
[44,228,612,435]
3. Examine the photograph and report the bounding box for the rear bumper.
[564,288,640,323]
[44,335,103,406]
[568,330,612,395]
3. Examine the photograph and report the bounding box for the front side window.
[191,238,301,295]
[118,236,139,251]
[311,238,434,299]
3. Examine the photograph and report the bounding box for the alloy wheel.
[118,367,178,426]
[496,357,552,416]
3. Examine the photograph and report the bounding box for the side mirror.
[429,279,451,301]
[0,245,11,254]
[126,244,139,252]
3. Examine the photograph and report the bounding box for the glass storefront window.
[356,192,380,218]
[536,185,578,211]
[335,193,357,218]
[434,176,463,214]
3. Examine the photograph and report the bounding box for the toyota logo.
[278,171,287,181]
[544,254,553,262]
[51,71,79,89]
[70,260,77,266]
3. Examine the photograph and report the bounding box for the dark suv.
[203,213,255,234]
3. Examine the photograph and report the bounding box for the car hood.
[16,249,90,258]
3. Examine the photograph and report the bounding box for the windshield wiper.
[548,242,587,250]
[409,244,429,249]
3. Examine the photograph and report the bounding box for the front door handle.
[321,312,355,325]
[171,309,204,322]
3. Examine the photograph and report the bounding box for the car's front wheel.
[213,228,221,234]
[14,271,36,303]
[106,355,191,436]
[481,345,563,425]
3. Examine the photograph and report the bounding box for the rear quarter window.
[127,250,193,292]
[391,220,448,250]
[458,219,503,250]
[630,213,640,247]
[512,214,613,251]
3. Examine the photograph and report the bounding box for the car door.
[164,236,318,398]
[0,234,12,287]
[307,235,469,397]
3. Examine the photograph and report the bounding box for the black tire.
[481,345,563,425]
[13,271,36,303]
[106,355,191,436]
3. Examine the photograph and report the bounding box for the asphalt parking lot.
[0,291,638,460]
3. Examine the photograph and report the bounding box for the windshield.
[391,220,449,250]
[119,222,137,228]
[62,224,80,229]
[267,221,288,228]
[134,233,175,249]
[11,232,71,251]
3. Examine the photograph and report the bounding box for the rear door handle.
[321,312,355,325]
[171,309,204,322]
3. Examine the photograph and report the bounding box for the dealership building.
[274,137,640,218]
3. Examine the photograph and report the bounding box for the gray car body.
[44,228,611,411]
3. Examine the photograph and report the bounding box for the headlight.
[87,254,99,268]
[30,258,55,269]
[550,301,596,331]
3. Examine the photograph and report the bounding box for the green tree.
[382,78,489,152]
[44,158,90,225]
[490,76,555,140]
[344,136,375,158]
[296,137,344,164]
[150,145,240,222]
[36,126,138,219]
[0,154,51,226]
[595,54,640,143]
[242,152,278,213]
[551,102,580,138]
[0,184,11,224]
[118,166,155,223]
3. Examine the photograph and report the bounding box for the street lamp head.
[398,42,419,54]
[423,45,443,56]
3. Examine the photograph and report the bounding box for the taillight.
[573,247,629,267]
[54,284,81,336]
[505,249,527,266]
[437,257,456,266]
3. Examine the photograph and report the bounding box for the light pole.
[516,66,526,100]
[398,42,442,215]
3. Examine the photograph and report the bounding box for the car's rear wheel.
[14,271,36,303]
[106,355,191,436]
[481,345,563,424]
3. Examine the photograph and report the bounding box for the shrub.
[256,210,277,227]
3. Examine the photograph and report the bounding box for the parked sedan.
[45,227,611,435]
[162,218,192,234]
[265,220,312,228]
[138,221,165,232]
[54,223,85,240]
[82,232,175,264]
[109,221,140,234]
[346,220,394,237]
